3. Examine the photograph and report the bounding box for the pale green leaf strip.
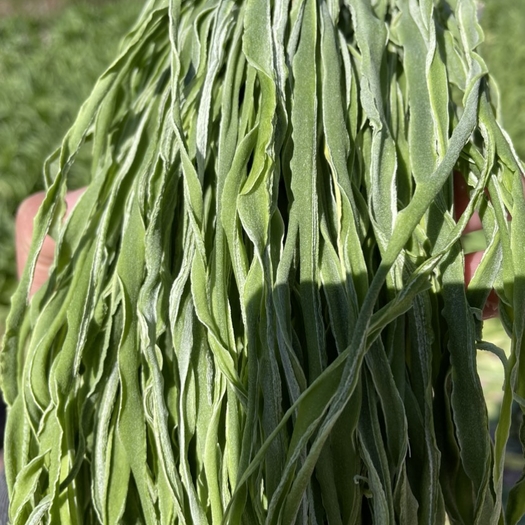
[441,249,493,515]
[173,123,205,252]
[138,150,192,523]
[237,0,277,261]
[406,294,443,524]
[51,244,96,399]
[191,250,246,401]
[271,0,291,107]
[212,8,245,347]
[33,407,64,521]
[384,77,481,267]
[487,176,513,304]
[203,376,227,524]
[168,298,205,524]
[236,65,257,140]
[397,0,438,183]
[273,223,307,404]
[364,341,407,476]
[10,452,47,524]
[289,0,324,381]
[115,198,157,525]
[466,236,502,311]
[393,464,420,525]
[427,36,450,160]
[220,126,257,295]
[106,431,131,525]
[169,230,196,327]
[179,4,218,122]
[357,375,394,524]
[477,342,508,370]
[488,170,516,524]
[319,239,355,352]
[314,446,343,525]
[509,164,525,401]
[23,287,70,422]
[348,0,397,250]
[92,363,122,524]
[355,447,389,524]
[319,2,368,304]
[346,0,387,128]
[260,289,287,500]
[195,1,236,179]
[506,479,525,525]
[224,385,241,495]
[327,390,363,525]
[506,147,525,522]
[4,395,29,498]
[22,495,52,525]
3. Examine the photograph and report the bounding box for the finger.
[15,192,50,280]
[454,172,499,319]
[464,251,499,320]
[15,188,86,296]
[453,171,483,233]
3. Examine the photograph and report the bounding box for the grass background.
[0,0,523,515]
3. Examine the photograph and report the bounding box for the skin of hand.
[454,172,499,319]
[15,188,85,297]
[15,180,498,316]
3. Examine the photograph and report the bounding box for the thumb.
[16,188,86,296]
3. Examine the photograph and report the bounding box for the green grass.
[0,0,143,329]
[479,0,525,160]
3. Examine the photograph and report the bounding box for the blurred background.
[0,0,523,513]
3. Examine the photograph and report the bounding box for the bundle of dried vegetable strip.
[2,0,525,523]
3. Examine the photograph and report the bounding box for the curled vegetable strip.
[2,0,525,523]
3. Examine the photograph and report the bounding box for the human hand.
[14,180,499,318]
[454,172,499,319]
[15,188,85,297]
